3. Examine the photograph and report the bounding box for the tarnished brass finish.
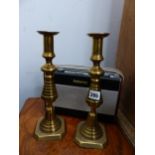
[74,33,109,149]
[34,31,65,140]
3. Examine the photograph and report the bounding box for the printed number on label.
[88,90,100,100]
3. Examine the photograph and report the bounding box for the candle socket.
[74,33,109,149]
[34,31,65,140]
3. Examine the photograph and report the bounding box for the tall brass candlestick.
[74,33,109,149]
[35,31,65,140]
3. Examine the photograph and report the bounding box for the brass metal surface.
[74,121,107,149]
[35,116,65,140]
[34,31,65,140]
[74,33,109,149]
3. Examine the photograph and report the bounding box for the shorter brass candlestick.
[35,31,65,140]
[74,33,109,149]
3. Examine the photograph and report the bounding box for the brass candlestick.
[35,31,65,140]
[74,33,109,149]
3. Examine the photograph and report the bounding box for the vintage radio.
[54,65,123,119]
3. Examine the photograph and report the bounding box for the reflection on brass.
[34,31,65,140]
[74,33,109,149]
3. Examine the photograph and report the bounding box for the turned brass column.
[74,33,109,149]
[35,31,65,140]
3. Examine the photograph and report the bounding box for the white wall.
[19,0,124,110]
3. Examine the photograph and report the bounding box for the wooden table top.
[19,98,134,155]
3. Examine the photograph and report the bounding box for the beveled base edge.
[74,121,107,149]
[34,116,65,141]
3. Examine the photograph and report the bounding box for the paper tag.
[88,90,100,100]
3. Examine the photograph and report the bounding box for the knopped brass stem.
[35,31,65,140]
[74,33,109,149]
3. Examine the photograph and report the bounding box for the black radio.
[54,65,123,119]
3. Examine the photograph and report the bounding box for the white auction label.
[88,90,101,100]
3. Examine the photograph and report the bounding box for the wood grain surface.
[19,98,134,155]
[116,0,135,126]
